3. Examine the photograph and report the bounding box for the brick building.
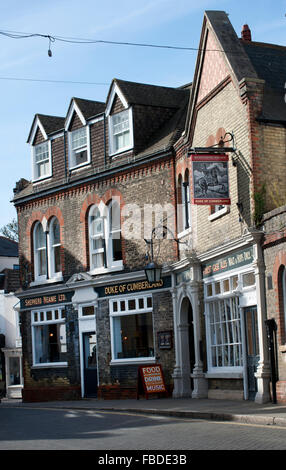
[13,78,190,401]
[13,10,286,403]
[263,205,286,402]
[170,11,286,403]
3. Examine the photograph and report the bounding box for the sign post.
[137,364,168,400]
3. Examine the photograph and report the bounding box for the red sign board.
[190,153,231,205]
[137,365,167,399]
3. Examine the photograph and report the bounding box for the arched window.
[108,200,122,266]
[33,221,47,280]
[177,170,191,234]
[88,201,123,272]
[183,169,191,230]
[89,206,105,270]
[49,217,61,278]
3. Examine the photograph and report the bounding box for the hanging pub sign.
[137,364,168,399]
[190,153,231,205]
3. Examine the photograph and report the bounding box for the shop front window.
[208,297,242,368]
[32,308,67,366]
[110,295,154,361]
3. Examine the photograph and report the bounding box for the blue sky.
[0,0,285,229]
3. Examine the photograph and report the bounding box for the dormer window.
[33,141,52,181]
[68,126,90,169]
[109,108,133,156]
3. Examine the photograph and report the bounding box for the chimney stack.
[241,24,251,41]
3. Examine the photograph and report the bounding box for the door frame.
[82,331,98,398]
[78,303,97,398]
[243,306,260,401]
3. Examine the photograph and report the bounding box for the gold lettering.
[25,297,42,307]
[58,294,66,302]
[43,296,57,304]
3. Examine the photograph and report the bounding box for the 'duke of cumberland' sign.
[191,153,231,205]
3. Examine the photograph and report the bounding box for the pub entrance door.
[244,306,260,400]
[83,332,98,398]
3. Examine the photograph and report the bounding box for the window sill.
[205,370,243,379]
[109,146,133,158]
[32,362,68,369]
[208,206,230,221]
[32,175,52,184]
[30,276,63,287]
[110,357,156,366]
[69,161,91,172]
[177,227,192,239]
[88,264,124,276]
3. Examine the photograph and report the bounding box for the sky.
[0,0,285,230]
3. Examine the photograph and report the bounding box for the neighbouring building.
[13,10,286,403]
[263,205,286,402]
[0,237,22,399]
[170,11,286,403]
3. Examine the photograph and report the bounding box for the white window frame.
[32,140,52,182]
[68,126,91,170]
[108,108,133,156]
[205,296,243,373]
[89,205,106,272]
[106,200,123,269]
[182,180,191,231]
[48,217,62,280]
[204,269,256,375]
[31,307,67,368]
[208,205,230,221]
[88,202,123,275]
[33,221,47,282]
[109,294,155,364]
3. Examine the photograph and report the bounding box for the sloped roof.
[27,114,65,143]
[204,11,258,83]
[37,114,65,134]
[136,87,190,158]
[110,78,188,109]
[0,237,18,257]
[205,11,286,123]
[242,41,286,122]
[72,97,105,119]
[0,268,20,293]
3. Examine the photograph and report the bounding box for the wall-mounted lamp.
[144,225,186,282]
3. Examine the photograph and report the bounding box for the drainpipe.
[63,130,68,180]
[251,230,271,403]
[103,114,107,168]
[171,271,181,398]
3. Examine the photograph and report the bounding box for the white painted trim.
[77,302,97,398]
[106,82,128,117]
[208,205,230,221]
[31,363,68,369]
[28,115,48,144]
[88,115,104,125]
[108,107,134,157]
[32,139,52,182]
[68,125,91,170]
[65,99,86,131]
[110,358,156,365]
[109,293,154,362]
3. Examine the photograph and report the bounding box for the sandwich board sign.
[137,364,168,399]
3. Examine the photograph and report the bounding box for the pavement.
[2,396,286,427]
